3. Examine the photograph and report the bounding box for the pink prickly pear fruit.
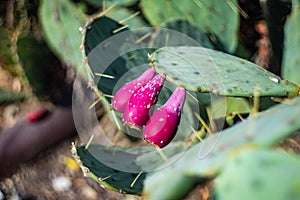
[123,75,165,128]
[112,68,155,112]
[143,87,186,148]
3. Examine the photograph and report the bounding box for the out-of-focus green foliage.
[17,35,65,99]
[282,0,300,85]
[106,7,147,29]
[39,0,86,70]
[0,27,15,69]
[83,0,138,7]
[215,148,300,200]
[141,0,239,53]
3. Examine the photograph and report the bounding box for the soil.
[0,104,138,199]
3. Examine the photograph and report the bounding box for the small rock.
[52,176,72,192]
[12,78,22,93]
[82,186,97,200]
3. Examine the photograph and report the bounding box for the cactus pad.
[282,2,300,85]
[158,19,214,49]
[141,0,239,52]
[215,148,300,200]
[39,0,85,70]
[106,7,147,29]
[84,16,130,102]
[151,46,299,97]
[144,96,300,199]
[72,144,146,194]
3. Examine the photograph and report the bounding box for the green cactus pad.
[73,144,146,194]
[17,36,65,99]
[282,2,300,85]
[84,16,130,102]
[39,0,86,70]
[84,16,129,55]
[157,19,214,49]
[210,97,251,126]
[144,96,300,200]
[141,0,239,52]
[106,7,147,29]
[136,142,187,172]
[83,0,138,7]
[215,148,300,200]
[151,46,299,97]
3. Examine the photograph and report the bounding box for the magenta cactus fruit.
[143,87,186,148]
[123,75,166,128]
[112,68,155,112]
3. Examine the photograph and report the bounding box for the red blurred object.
[26,108,50,123]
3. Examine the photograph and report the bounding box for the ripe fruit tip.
[143,87,186,148]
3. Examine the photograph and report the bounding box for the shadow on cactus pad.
[75,144,146,194]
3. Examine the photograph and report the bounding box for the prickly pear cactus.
[143,96,300,200]
[75,6,300,200]
[84,16,129,55]
[80,14,200,138]
[72,142,187,194]
[135,142,186,172]
[282,0,300,85]
[72,143,146,194]
[82,15,131,108]
[141,0,239,52]
[215,148,300,200]
[157,19,214,49]
[39,0,86,70]
[210,97,251,126]
[106,7,147,29]
[150,46,299,97]
[84,0,138,7]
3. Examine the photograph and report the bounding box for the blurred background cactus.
[0,0,300,199]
